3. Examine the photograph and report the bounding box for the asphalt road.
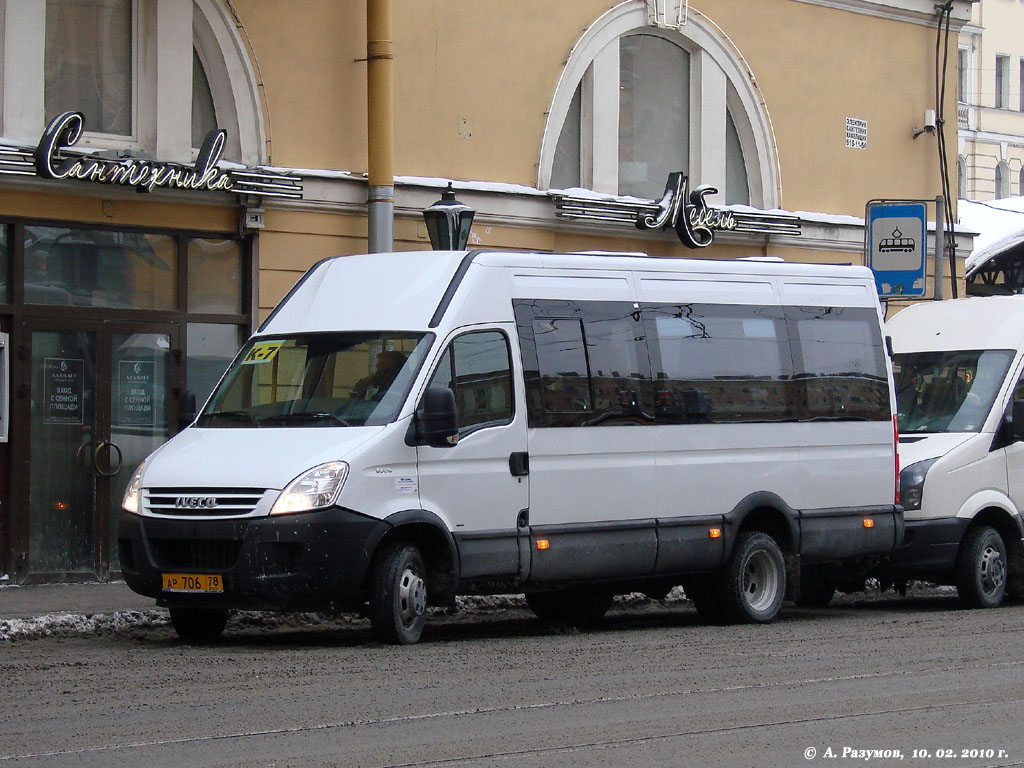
[2,589,1024,768]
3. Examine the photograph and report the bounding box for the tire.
[713,531,786,623]
[795,569,837,608]
[168,605,229,643]
[369,542,429,644]
[525,587,613,628]
[956,525,1008,608]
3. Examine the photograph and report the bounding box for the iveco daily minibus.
[880,296,1024,607]
[118,250,903,644]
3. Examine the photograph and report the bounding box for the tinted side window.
[788,307,889,421]
[514,299,650,427]
[644,304,792,423]
[427,331,513,434]
[534,317,591,415]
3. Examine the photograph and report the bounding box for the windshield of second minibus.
[894,349,1014,434]
[197,332,433,428]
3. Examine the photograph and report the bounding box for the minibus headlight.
[899,458,938,512]
[271,461,349,515]
[122,461,147,514]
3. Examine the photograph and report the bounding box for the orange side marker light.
[709,528,722,539]
[863,518,875,528]
[536,539,550,550]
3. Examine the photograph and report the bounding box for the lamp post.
[422,183,475,250]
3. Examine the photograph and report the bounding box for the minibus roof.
[257,250,878,336]
[887,294,1024,353]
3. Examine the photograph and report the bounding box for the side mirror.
[416,387,459,448]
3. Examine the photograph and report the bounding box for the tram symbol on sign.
[878,227,916,254]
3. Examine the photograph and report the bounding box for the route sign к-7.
[866,201,927,297]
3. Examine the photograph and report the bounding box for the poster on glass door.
[43,357,85,425]
[117,360,156,426]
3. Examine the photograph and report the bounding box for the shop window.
[541,5,775,208]
[188,238,242,314]
[958,46,971,104]
[24,226,176,310]
[996,162,1010,199]
[996,54,1010,109]
[187,323,243,409]
[192,48,218,148]
[726,112,749,206]
[618,34,689,198]
[44,0,133,137]
[2,0,263,165]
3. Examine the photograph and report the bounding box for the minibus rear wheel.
[955,525,1007,609]
[716,531,786,623]
[369,541,429,644]
[168,605,229,643]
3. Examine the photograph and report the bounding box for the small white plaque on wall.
[846,117,868,150]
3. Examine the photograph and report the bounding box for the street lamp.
[422,182,475,250]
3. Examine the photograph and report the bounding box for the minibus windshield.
[197,332,433,428]
[894,349,1013,434]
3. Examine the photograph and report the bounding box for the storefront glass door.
[23,320,177,577]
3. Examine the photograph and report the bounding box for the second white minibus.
[881,296,1024,607]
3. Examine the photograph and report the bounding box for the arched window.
[540,2,776,208]
[3,0,264,165]
[996,161,1010,199]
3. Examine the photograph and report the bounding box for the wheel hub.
[743,550,780,612]
[397,567,427,628]
[980,544,1007,594]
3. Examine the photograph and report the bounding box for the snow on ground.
[0,609,170,642]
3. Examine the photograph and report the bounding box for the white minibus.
[881,296,1024,607]
[118,250,902,643]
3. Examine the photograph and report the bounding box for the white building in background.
[959,0,1024,200]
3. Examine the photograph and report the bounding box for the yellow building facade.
[0,0,973,581]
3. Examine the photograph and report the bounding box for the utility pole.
[366,0,394,253]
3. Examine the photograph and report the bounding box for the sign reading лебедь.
[866,201,927,297]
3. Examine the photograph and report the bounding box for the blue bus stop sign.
[867,201,927,297]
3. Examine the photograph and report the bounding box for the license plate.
[162,573,223,594]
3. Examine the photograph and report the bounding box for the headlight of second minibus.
[899,458,938,511]
[271,461,349,515]
[122,461,147,514]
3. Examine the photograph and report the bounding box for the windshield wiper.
[199,410,261,427]
[260,412,352,427]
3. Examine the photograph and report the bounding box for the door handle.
[509,451,529,477]
[93,440,123,477]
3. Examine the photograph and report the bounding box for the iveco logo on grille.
[175,496,219,509]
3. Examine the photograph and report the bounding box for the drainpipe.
[367,0,394,253]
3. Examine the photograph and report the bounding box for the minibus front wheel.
[369,541,429,644]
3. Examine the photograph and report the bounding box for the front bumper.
[117,507,388,611]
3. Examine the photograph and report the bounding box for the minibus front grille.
[144,488,266,517]
[148,538,243,571]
